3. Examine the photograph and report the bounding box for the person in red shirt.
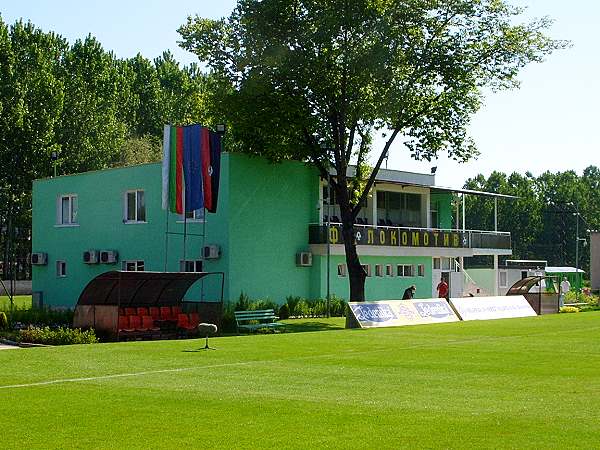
[436,278,449,300]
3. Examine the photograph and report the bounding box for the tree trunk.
[340,208,365,302]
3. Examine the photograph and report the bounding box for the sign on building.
[449,295,536,321]
[348,299,459,328]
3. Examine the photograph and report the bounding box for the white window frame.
[337,263,347,277]
[385,264,394,277]
[418,264,425,277]
[56,260,66,277]
[122,260,145,272]
[124,190,146,223]
[56,194,78,226]
[397,264,415,277]
[375,264,383,277]
[499,271,508,288]
[362,264,372,277]
[180,260,203,272]
[433,258,441,270]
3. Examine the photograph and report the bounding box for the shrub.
[9,307,73,328]
[249,299,278,311]
[285,296,302,316]
[293,299,310,317]
[560,306,580,314]
[0,312,8,330]
[19,326,99,345]
[234,292,251,311]
[279,303,290,320]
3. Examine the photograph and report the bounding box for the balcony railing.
[308,223,511,250]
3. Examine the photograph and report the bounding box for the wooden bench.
[234,309,284,333]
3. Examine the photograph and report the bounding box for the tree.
[179,0,566,301]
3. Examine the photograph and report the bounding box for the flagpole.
[183,196,187,269]
[164,205,169,272]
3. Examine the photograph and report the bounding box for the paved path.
[0,343,18,350]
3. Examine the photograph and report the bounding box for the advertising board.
[348,299,459,329]
[449,295,537,321]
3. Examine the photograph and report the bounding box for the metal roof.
[76,271,222,306]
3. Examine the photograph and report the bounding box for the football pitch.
[2,313,600,449]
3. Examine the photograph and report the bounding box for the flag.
[162,124,222,214]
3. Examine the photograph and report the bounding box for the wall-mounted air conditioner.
[202,245,221,260]
[296,252,313,267]
[83,250,99,264]
[100,250,119,264]
[31,252,48,265]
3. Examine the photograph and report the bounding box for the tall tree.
[179,0,566,301]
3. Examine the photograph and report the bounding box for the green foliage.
[0,311,8,329]
[9,307,73,328]
[18,326,98,345]
[464,168,600,273]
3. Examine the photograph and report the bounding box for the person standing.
[437,277,449,300]
[559,277,571,308]
[402,285,416,300]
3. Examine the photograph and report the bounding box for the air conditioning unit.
[31,252,48,265]
[202,245,221,260]
[83,250,99,264]
[296,252,313,267]
[100,250,119,264]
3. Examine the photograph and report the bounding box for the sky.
[1,0,598,188]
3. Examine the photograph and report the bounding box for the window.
[125,190,146,222]
[179,209,204,222]
[397,264,414,277]
[499,271,508,288]
[418,264,425,277]
[376,191,422,227]
[433,258,441,270]
[430,201,440,229]
[375,264,383,277]
[337,264,347,277]
[362,264,372,277]
[56,261,66,277]
[180,260,203,272]
[122,260,145,272]
[385,264,394,277]
[442,258,451,271]
[57,195,78,225]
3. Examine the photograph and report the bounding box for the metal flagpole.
[164,204,169,272]
[183,192,187,269]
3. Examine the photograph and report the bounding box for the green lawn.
[2,313,600,449]
[0,295,32,310]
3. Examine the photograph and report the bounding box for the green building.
[32,153,512,308]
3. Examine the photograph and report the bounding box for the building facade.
[32,153,512,308]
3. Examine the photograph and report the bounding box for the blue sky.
[2,0,597,188]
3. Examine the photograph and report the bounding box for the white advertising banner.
[449,295,537,321]
[348,299,460,329]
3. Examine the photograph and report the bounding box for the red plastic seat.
[177,313,195,331]
[118,315,131,331]
[160,306,173,320]
[129,315,144,331]
[172,306,182,316]
[142,315,160,332]
[124,307,137,316]
[137,307,149,316]
[189,312,200,328]
[149,307,160,320]
[119,308,126,316]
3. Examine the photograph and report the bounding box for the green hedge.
[19,326,98,345]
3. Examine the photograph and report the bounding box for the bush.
[560,306,580,314]
[19,326,99,345]
[285,296,302,316]
[0,312,8,330]
[249,299,278,311]
[234,292,251,311]
[8,307,73,328]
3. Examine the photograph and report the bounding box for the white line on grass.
[2,324,599,391]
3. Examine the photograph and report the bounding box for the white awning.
[545,267,585,274]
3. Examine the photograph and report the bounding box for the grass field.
[2,313,600,449]
[0,295,32,310]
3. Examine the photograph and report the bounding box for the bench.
[234,309,284,333]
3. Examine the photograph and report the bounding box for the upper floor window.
[57,194,78,225]
[125,190,146,223]
[56,260,67,277]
